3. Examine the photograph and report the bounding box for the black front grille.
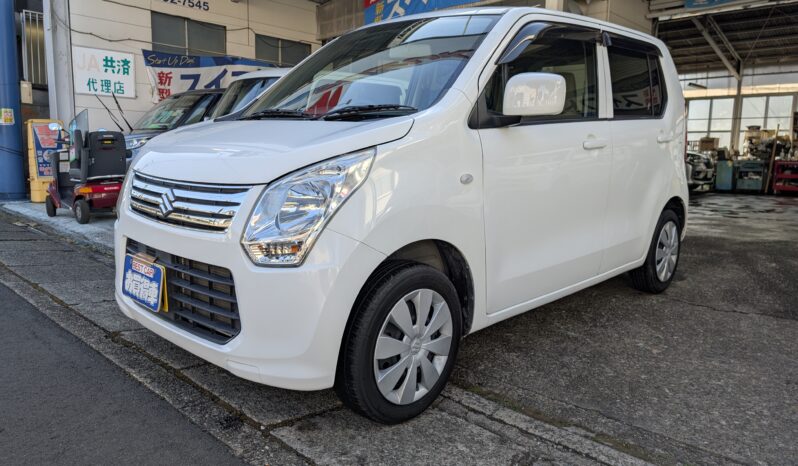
[126,238,240,344]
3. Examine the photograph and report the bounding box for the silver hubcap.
[655,221,679,282]
[373,289,453,405]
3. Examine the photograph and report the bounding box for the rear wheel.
[628,209,681,293]
[74,199,91,224]
[45,196,57,217]
[336,263,462,424]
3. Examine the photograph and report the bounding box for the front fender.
[327,91,488,329]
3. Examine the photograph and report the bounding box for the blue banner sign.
[142,49,274,101]
[365,0,477,24]
[685,0,738,9]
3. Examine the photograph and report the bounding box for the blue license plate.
[122,254,166,313]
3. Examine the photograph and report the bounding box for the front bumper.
[686,164,715,187]
[114,186,385,390]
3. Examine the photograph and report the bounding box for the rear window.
[134,94,202,130]
[607,42,666,118]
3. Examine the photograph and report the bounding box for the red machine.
[44,111,127,224]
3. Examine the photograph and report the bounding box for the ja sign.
[72,46,136,98]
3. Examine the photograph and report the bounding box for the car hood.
[131,118,414,185]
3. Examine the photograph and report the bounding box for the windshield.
[134,93,203,130]
[212,77,280,118]
[244,15,498,118]
[68,109,89,140]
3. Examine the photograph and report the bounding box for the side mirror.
[48,122,70,144]
[503,72,566,117]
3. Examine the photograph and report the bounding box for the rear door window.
[607,40,666,118]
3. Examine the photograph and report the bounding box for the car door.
[601,36,674,272]
[477,22,613,314]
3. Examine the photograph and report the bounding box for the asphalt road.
[0,281,243,466]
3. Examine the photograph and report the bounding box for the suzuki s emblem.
[159,189,176,217]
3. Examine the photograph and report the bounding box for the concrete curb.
[443,386,653,466]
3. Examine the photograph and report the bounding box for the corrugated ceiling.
[656,2,798,73]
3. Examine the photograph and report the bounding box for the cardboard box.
[699,137,719,151]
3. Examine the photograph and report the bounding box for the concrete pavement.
[0,210,628,465]
[452,193,798,465]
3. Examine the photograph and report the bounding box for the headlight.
[242,148,375,267]
[125,136,150,150]
[126,136,151,150]
[126,137,151,160]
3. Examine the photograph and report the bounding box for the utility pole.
[0,0,26,200]
[43,0,75,123]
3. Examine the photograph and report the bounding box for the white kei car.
[116,7,688,423]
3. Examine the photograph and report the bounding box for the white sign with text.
[72,46,136,98]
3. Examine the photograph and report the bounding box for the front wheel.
[73,199,91,224]
[45,195,57,217]
[336,263,462,424]
[628,209,681,293]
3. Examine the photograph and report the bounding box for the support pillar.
[0,0,26,200]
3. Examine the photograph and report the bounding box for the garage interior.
[653,0,798,194]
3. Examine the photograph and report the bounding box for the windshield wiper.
[321,105,418,121]
[239,108,314,120]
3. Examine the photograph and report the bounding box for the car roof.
[231,68,291,82]
[170,88,225,98]
[366,6,663,47]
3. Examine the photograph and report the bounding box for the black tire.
[74,199,91,224]
[45,195,57,217]
[628,209,681,293]
[336,262,462,424]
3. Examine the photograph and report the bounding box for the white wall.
[67,0,319,131]
[575,0,651,33]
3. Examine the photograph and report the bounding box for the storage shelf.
[773,161,798,194]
